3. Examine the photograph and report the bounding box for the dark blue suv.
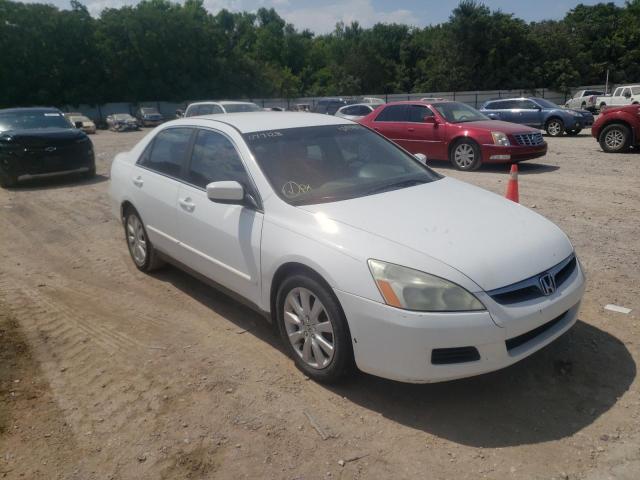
[480,97,594,137]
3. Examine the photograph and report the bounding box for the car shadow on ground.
[6,173,108,191]
[433,162,560,175]
[328,319,635,448]
[148,266,636,449]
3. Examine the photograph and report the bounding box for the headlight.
[368,259,485,312]
[491,131,510,146]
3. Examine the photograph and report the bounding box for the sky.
[18,0,629,33]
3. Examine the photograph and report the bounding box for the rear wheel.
[450,139,482,171]
[545,118,565,137]
[0,170,18,188]
[599,124,631,153]
[124,208,164,272]
[276,274,353,383]
[599,102,607,113]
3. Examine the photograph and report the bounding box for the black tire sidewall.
[276,274,353,383]
[599,124,630,153]
[450,139,481,171]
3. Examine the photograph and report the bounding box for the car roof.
[174,112,352,133]
[0,107,60,114]
[339,103,375,109]
[188,101,257,107]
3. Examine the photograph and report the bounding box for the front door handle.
[132,176,144,187]
[179,197,195,213]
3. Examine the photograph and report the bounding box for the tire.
[123,208,164,272]
[599,124,631,153]
[545,118,565,137]
[450,139,482,171]
[84,164,96,179]
[276,274,353,383]
[599,103,607,113]
[565,128,582,136]
[581,102,587,110]
[0,169,18,188]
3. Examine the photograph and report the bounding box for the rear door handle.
[179,197,195,213]
[132,176,144,187]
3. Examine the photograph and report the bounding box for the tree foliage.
[0,0,639,106]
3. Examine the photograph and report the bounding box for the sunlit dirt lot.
[1,127,639,479]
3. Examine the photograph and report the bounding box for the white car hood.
[300,177,573,291]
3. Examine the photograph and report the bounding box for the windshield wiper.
[362,178,428,196]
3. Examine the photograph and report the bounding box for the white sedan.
[109,112,585,383]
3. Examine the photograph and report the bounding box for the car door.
[175,128,263,303]
[517,100,543,127]
[610,88,623,106]
[370,104,408,145]
[485,100,512,121]
[398,104,445,159]
[131,127,194,259]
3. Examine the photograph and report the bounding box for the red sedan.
[359,101,547,171]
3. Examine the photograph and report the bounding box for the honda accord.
[109,112,585,383]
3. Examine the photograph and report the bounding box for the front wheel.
[450,139,482,171]
[124,208,164,272]
[276,274,353,383]
[599,124,631,153]
[0,169,18,188]
[545,118,565,137]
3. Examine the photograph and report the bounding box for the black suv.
[0,107,95,188]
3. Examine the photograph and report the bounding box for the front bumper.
[481,143,548,163]
[1,147,94,179]
[336,260,585,383]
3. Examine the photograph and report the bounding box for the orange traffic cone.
[505,164,519,203]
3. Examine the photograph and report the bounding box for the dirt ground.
[0,127,639,480]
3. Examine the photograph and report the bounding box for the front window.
[243,125,441,206]
[113,114,134,121]
[223,103,261,113]
[432,102,488,123]
[0,110,71,132]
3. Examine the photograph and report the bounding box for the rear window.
[375,105,407,122]
[223,103,261,113]
[139,128,193,178]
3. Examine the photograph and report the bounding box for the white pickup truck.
[596,85,640,111]
[565,89,604,112]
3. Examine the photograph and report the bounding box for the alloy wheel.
[547,121,562,136]
[604,129,625,150]
[126,214,147,266]
[454,143,476,168]
[283,287,335,369]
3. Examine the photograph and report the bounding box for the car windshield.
[432,102,488,123]
[141,108,159,114]
[223,103,261,113]
[0,111,71,132]
[243,124,441,206]
[113,114,133,120]
[531,98,558,108]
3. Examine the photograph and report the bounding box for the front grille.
[488,254,577,305]
[513,132,544,146]
[431,346,480,365]
[505,310,568,352]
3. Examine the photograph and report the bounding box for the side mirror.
[414,153,428,165]
[424,116,437,124]
[74,121,83,129]
[206,181,245,203]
